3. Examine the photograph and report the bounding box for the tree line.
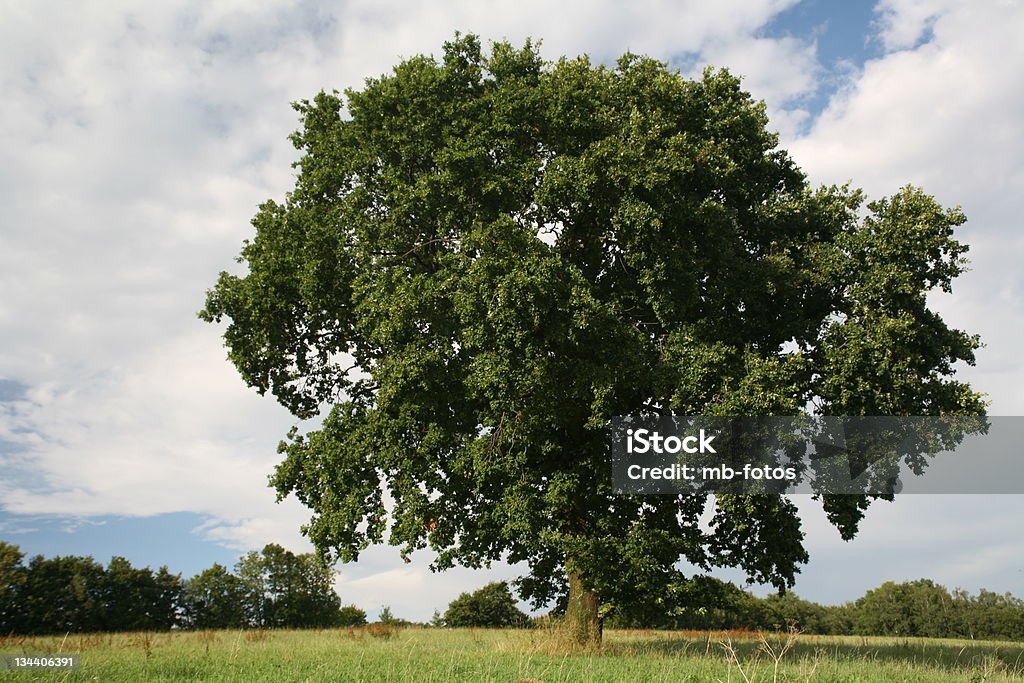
[603,576,1024,640]
[0,541,366,634]
[4,539,1022,640]
[441,578,1024,640]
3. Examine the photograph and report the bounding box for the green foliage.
[202,34,985,630]
[337,604,368,626]
[607,575,1024,642]
[100,557,182,632]
[235,543,343,628]
[0,544,184,634]
[759,592,849,634]
[376,605,402,626]
[854,579,951,637]
[182,564,248,629]
[443,581,528,628]
[152,566,185,629]
[853,580,1024,640]
[22,553,107,633]
[0,540,358,634]
[3,534,1024,645]
[0,541,27,632]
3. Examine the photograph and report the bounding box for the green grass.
[2,627,1023,682]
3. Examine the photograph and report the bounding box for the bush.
[337,604,367,626]
[444,581,528,628]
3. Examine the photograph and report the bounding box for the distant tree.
[0,541,27,633]
[759,592,836,634]
[429,609,445,628]
[182,563,248,629]
[151,566,184,630]
[1,541,366,634]
[444,581,528,628]
[235,550,267,627]
[337,604,368,626]
[235,544,342,628]
[20,554,106,634]
[854,579,956,637]
[102,557,174,630]
[1,545,180,634]
[956,588,1024,640]
[819,602,855,636]
[376,605,399,625]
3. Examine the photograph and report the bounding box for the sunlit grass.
[2,626,1022,681]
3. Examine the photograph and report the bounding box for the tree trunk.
[566,570,602,646]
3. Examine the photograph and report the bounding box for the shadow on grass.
[603,629,1024,674]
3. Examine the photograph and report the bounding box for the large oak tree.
[201,35,984,643]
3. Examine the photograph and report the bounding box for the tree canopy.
[0,542,183,635]
[181,563,247,629]
[235,543,342,629]
[444,581,527,628]
[200,35,984,643]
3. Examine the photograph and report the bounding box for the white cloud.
[0,0,822,549]
[689,35,820,139]
[0,329,304,525]
[776,2,1024,599]
[787,0,1024,415]
[873,0,951,51]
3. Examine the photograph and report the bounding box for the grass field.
[3,626,1023,682]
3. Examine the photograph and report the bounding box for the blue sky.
[2,0,1023,622]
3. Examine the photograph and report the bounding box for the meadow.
[2,626,1024,682]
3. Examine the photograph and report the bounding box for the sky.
[1,0,1023,622]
